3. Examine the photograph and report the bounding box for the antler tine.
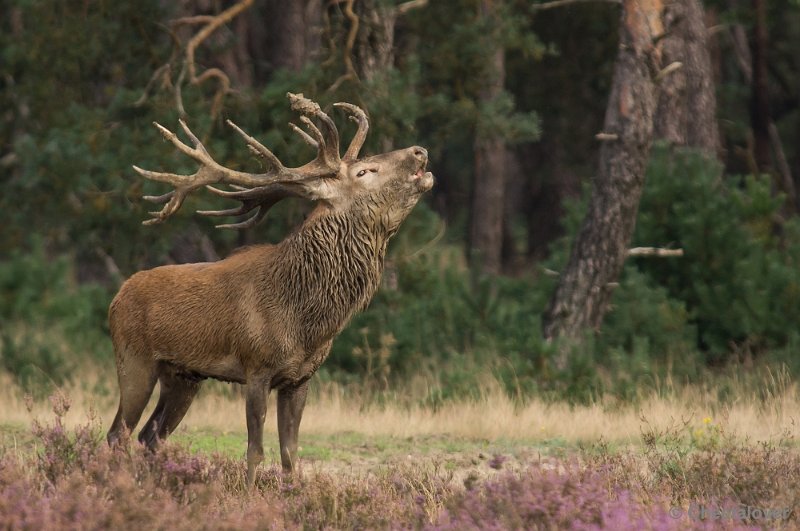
[135,93,351,227]
[289,122,319,149]
[299,116,325,149]
[216,207,268,230]
[142,190,176,204]
[333,102,369,161]
[152,121,210,170]
[287,92,340,166]
[133,165,194,224]
[198,183,299,230]
[178,119,208,154]
[226,120,284,171]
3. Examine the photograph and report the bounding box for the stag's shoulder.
[222,243,278,267]
[227,243,274,258]
[115,263,209,297]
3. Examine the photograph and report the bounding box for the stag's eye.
[356,168,377,178]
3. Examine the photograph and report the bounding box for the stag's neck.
[271,206,389,347]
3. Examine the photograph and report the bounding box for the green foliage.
[601,269,696,369]
[1,0,166,128]
[634,146,800,361]
[0,241,113,391]
[325,202,557,402]
[2,0,800,406]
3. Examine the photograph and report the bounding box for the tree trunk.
[729,18,796,212]
[469,0,506,276]
[654,0,719,155]
[750,0,770,173]
[749,0,797,216]
[242,0,320,84]
[542,0,664,349]
[353,0,397,81]
[263,0,314,73]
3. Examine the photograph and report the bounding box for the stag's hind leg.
[138,367,202,449]
[107,354,158,446]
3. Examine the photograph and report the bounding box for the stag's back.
[109,245,285,380]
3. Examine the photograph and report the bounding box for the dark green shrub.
[634,146,800,362]
[0,241,113,390]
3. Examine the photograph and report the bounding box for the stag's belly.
[155,351,248,384]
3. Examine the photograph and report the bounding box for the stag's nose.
[411,146,428,162]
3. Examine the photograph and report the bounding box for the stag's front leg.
[245,377,270,489]
[277,378,310,473]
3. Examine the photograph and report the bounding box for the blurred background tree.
[2,0,800,401]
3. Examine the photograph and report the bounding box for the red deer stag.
[107,93,433,487]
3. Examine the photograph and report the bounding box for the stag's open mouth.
[412,165,434,192]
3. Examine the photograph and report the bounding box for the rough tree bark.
[353,0,397,81]
[337,0,428,84]
[262,0,311,72]
[654,0,719,155]
[542,0,664,349]
[750,0,770,173]
[235,0,321,85]
[729,18,796,212]
[469,0,506,276]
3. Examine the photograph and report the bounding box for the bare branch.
[531,0,620,12]
[95,246,124,285]
[172,15,218,26]
[133,63,171,107]
[137,0,254,119]
[396,0,429,15]
[595,132,619,141]
[327,0,360,92]
[182,0,253,119]
[729,24,752,82]
[655,61,683,82]
[627,247,684,257]
[768,122,796,208]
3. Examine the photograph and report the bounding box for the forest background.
[2,0,800,406]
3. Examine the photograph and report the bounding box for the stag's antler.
[135,92,370,227]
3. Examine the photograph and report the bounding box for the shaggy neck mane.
[270,200,390,348]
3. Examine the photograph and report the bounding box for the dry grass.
[1,370,798,446]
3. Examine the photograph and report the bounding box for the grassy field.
[1,371,799,529]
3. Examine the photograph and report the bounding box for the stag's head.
[134,93,433,232]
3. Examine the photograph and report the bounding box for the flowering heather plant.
[29,391,102,485]
[0,396,794,530]
[0,398,445,529]
[488,454,508,470]
[431,461,657,530]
